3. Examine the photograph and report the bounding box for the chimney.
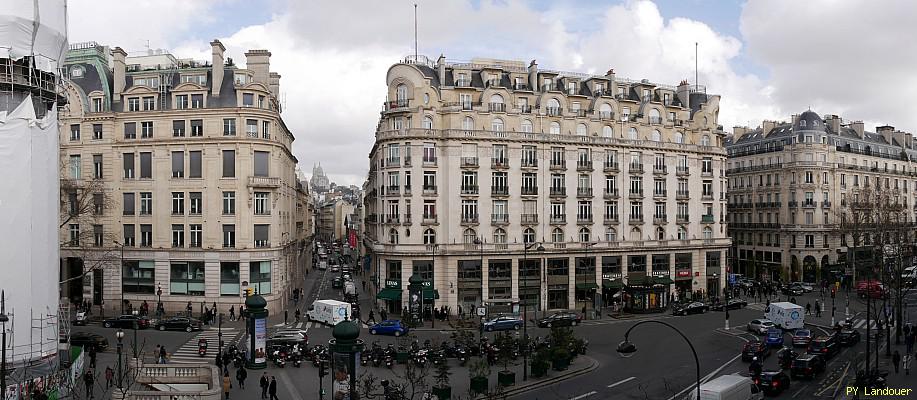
[605,68,616,96]
[268,72,281,100]
[762,120,776,135]
[528,60,538,92]
[111,47,127,101]
[210,40,225,96]
[436,54,445,86]
[676,80,690,109]
[877,125,895,145]
[244,49,272,85]
[825,114,841,133]
[850,121,864,139]
[733,126,748,141]
[891,130,911,150]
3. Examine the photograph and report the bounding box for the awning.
[376,288,402,301]
[626,276,655,286]
[602,279,624,289]
[654,277,675,285]
[575,282,599,290]
[422,289,440,300]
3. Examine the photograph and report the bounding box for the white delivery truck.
[306,299,352,326]
[343,281,356,296]
[765,302,805,330]
[318,260,328,270]
[686,374,763,400]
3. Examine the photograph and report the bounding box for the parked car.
[856,280,886,299]
[483,315,523,332]
[837,329,861,346]
[808,335,840,359]
[68,332,109,351]
[742,341,771,362]
[536,312,582,328]
[792,329,813,347]
[102,314,150,329]
[72,311,89,326]
[672,302,709,316]
[331,277,344,289]
[711,299,747,311]
[781,285,804,296]
[754,370,790,396]
[765,328,785,347]
[369,320,409,336]
[330,266,341,273]
[747,319,776,335]
[791,282,814,293]
[154,317,202,332]
[790,354,826,379]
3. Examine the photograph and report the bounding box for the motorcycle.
[198,339,208,357]
[360,351,370,367]
[777,347,797,370]
[455,346,468,366]
[272,349,287,368]
[413,349,428,367]
[383,345,396,369]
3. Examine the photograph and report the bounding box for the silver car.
[747,319,775,335]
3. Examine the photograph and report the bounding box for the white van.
[765,302,805,330]
[306,300,351,326]
[687,374,763,400]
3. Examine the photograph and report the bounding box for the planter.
[469,376,489,394]
[552,357,570,371]
[531,363,548,378]
[431,385,452,400]
[497,370,516,386]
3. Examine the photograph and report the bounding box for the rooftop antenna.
[414,3,418,60]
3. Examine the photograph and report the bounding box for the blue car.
[369,320,409,337]
[766,328,784,347]
[483,315,524,332]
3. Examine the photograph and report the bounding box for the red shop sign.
[677,270,691,277]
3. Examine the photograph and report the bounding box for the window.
[243,93,254,107]
[222,150,235,177]
[423,228,436,245]
[603,125,613,137]
[576,123,587,136]
[142,96,155,111]
[171,151,184,178]
[491,118,504,132]
[523,228,536,244]
[550,121,560,134]
[254,224,270,247]
[805,234,814,248]
[220,262,240,296]
[674,132,684,143]
[521,119,533,133]
[189,192,202,215]
[124,122,136,139]
[191,94,204,108]
[254,151,269,177]
[250,261,272,294]
[190,119,203,137]
[578,227,591,242]
[463,228,477,244]
[172,120,186,137]
[246,119,258,137]
[651,130,661,141]
[139,192,152,215]
[69,124,80,141]
[422,116,433,129]
[140,224,152,247]
[140,121,153,139]
[605,228,617,242]
[138,152,151,179]
[169,262,205,295]
[171,224,184,247]
[552,228,564,243]
[389,228,399,244]
[223,118,236,136]
[122,260,154,294]
[122,192,135,215]
[189,151,202,178]
[123,224,135,247]
[171,192,184,215]
[628,127,638,140]
[92,154,103,179]
[92,98,103,112]
[701,135,710,146]
[493,228,507,244]
[127,97,139,112]
[92,124,103,140]
[68,155,81,179]
[223,191,236,214]
[187,224,201,247]
[254,192,270,215]
[677,226,687,240]
[92,224,104,246]
[175,95,188,109]
[703,226,713,239]
[222,224,236,248]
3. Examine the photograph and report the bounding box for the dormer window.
[191,94,204,108]
[567,81,576,95]
[456,73,468,87]
[176,95,188,109]
[133,76,160,88]
[234,73,248,85]
[800,119,806,127]
[92,98,103,113]
[258,95,265,109]
[70,66,84,79]
[180,75,207,86]
[142,96,155,111]
[128,97,140,112]
[242,93,254,107]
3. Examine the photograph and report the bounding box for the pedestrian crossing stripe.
[169,328,243,365]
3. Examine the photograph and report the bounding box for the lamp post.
[114,240,125,315]
[617,320,701,400]
[474,237,485,344]
[156,284,163,317]
[430,243,437,329]
[1,290,8,400]
[218,313,224,362]
[522,242,544,382]
[580,242,596,320]
[131,310,139,359]
[116,328,125,389]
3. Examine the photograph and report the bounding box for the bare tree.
[59,161,119,290]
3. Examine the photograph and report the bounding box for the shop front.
[375,279,402,314]
[623,276,670,313]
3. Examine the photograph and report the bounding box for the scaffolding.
[0,56,62,116]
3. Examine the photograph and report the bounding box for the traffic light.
[243,288,253,297]
[831,286,836,299]
[319,360,328,377]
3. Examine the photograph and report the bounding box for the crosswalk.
[169,327,242,364]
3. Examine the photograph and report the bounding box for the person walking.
[904,353,911,375]
[907,329,915,354]
[84,369,95,399]
[269,376,279,400]
[893,350,901,374]
[815,300,822,317]
[260,372,269,399]
[159,344,168,364]
[362,280,367,292]
[284,309,289,324]
[295,309,301,323]
[222,371,232,399]
[380,308,387,322]
[89,346,97,368]
[229,305,236,322]
[368,310,376,325]
[104,366,114,388]
[236,365,247,389]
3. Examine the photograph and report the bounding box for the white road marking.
[570,391,597,400]
[606,376,636,388]
[295,322,303,329]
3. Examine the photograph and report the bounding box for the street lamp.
[116,328,125,389]
[473,237,485,343]
[579,242,596,320]
[1,290,8,400]
[430,243,438,329]
[522,242,544,382]
[114,240,125,315]
[131,310,139,359]
[617,320,701,400]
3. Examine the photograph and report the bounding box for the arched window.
[701,135,710,146]
[677,226,687,240]
[490,94,504,104]
[702,226,713,239]
[549,121,561,135]
[396,84,408,102]
[523,228,536,244]
[800,119,807,127]
[463,116,474,131]
[602,126,613,138]
[493,228,507,244]
[578,227,591,242]
[576,123,587,136]
[463,228,478,244]
[547,98,560,110]
[648,108,661,123]
[389,229,399,244]
[605,228,617,242]
[630,227,642,241]
[422,116,433,129]
[70,65,84,78]
[656,226,665,240]
[521,119,533,133]
[423,93,430,104]
[599,103,613,119]
[703,116,708,126]
[492,118,504,132]
[674,132,684,144]
[423,228,436,244]
[628,127,638,140]
[552,228,564,243]
[651,130,661,142]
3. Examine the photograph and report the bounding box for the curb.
[494,355,599,399]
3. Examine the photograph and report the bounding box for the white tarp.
[0,0,68,73]
[0,95,60,363]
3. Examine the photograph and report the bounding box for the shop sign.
[676,269,691,277]
[385,279,401,289]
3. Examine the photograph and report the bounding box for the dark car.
[332,277,344,289]
[102,314,150,329]
[536,312,581,328]
[790,354,826,379]
[154,317,202,332]
[68,332,109,352]
[672,301,709,316]
[712,299,747,311]
[754,370,790,396]
[808,335,839,359]
[791,329,813,347]
[742,340,771,362]
[483,315,524,332]
[837,329,861,346]
[781,285,804,296]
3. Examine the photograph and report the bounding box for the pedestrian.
[295,309,301,322]
[236,365,247,389]
[84,369,95,398]
[269,376,279,400]
[790,296,797,305]
[380,308,387,321]
[159,344,168,364]
[222,371,232,399]
[240,304,245,320]
[284,309,288,324]
[362,280,367,292]
[187,301,193,317]
[893,350,901,374]
[815,300,821,317]
[368,310,376,325]
[104,366,113,388]
[905,354,911,375]
[907,330,915,354]
[89,345,97,368]
[229,305,236,321]
[260,372,269,399]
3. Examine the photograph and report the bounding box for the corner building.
[364,55,730,315]
[58,41,307,314]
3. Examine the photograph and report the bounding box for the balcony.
[550,187,566,197]
[517,105,533,113]
[629,214,644,224]
[461,157,479,167]
[545,107,563,116]
[653,165,667,175]
[653,190,667,198]
[542,84,556,92]
[384,99,411,112]
[514,83,530,91]
[460,185,479,195]
[653,215,667,224]
[385,157,400,167]
[402,214,412,225]
[491,186,509,196]
[550,215,566,224]
[597,111,614,120]
[629,164,644,174]
[701,169,713,177]
[701,193,714,201]
[422,214,438,224]
[676,215,689,223]
[491,214,509,224]
[604,188,619,198]
[802,200,817,208]
[701,214,715,223]
[577,160,593,171]
[570,109,587,117]
[822,201,832,208]
[491,158,509,169]
[385,215,400,224]
[550,160,566,170]
[521,158,538,168]
[577,187,593,197]
[603,162,620,172]
[676,166,690,176]
[248,176,281,188]
[649,116,663,125]
[422,185,438,195]
[386,185,400,195]
[461,214,479,224]
[422,157,438,166]
[577,214,593,224]
[403,156,411,166]
[676,190,689,199]
[521,214,538,224]
[604,215,620,224]
[629,189,644,198]
[488,103,506,113]
[521,186,538,196]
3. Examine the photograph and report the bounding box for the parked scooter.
[198,339,208,357]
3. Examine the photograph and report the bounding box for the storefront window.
[170,262,205,296]
[628,255,646,273]
[250,261,272,294]
[547,258,569,276]
[220,262,240,296]
[123,260,155,294]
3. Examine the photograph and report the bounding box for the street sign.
[476,307,486,317]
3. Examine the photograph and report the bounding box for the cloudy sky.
[68,0,917,186]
